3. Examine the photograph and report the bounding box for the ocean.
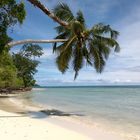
[17,86,140,140]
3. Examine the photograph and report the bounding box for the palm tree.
[8,1,120,79]
[52,3,120,79]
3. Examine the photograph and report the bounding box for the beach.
[0,95,126,140]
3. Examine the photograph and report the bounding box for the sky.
[10,0,140,86]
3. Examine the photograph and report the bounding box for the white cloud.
[40,48,55,59]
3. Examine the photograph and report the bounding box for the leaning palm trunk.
[7,39,67,48]
[7,0,69,48]
[27,0,68,27]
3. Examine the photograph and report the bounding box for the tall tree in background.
[0,51,23,88]
[12,44,43,87]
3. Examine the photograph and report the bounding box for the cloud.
[40,48,55,59]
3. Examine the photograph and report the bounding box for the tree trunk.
[7,1,69,48]
[7,39,67,47]
[27,0,68,27]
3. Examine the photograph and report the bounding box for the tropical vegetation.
[12,44,43,87]
[0,0,120,90]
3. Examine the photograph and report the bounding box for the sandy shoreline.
[0,96,126,140]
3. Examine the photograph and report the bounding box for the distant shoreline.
[34,85,140,89]
[0,87,32,94]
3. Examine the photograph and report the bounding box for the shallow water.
[18,86,140,140]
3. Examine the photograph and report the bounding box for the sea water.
[19,86,140,140]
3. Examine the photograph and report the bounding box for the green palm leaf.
[53,3,74,22]
[76,10,86,27]
[55,36,77,73]
[73,45,84,79]
[92,35,120,52]
[92,23,119,39]
[89,42,105,73]
[56,43,72,73]
[82,45,92,65]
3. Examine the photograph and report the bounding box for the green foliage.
[76,10,85,26]
[0,51,24,88]
[73,45,84,79]
[53,3,120,79]
[0,0,26,27]
[20,44,43,58]
[0,44,43,88]
[0,1,43,89]
[53,2,74,22]
[12,44,43,87]
[56,41,73,73]
[0,0,26,89]
[0,1,121,88]
[0,66,17,88]
[0,0,26,52]
[13,54,39,87]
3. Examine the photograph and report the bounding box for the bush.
[0,51,24,88]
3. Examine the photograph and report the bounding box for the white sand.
[0,98,126,140]
[0,110,93,140]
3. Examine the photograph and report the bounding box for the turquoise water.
[23,86,140,140]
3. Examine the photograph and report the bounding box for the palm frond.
[89,42,105,73]
[93,35,120,51]
[73,45,84,79]
[56,43,72,73]
[55,25,67,34]
[82,45,92,65]
[55,36,77,73]
[92,23,119,39]
[98,42,111,60]
[100,45,111,60]
[110,30,119,39]
[53,42,57,53]
[91,39,111,60]
[114,43,120,52]
[53,36,76,54]
[55,32,70,39]
[62,36,76,52]
[54,25,72,37]
[76,10,85,27]
[53,43,66,54]
[53,3,74,22]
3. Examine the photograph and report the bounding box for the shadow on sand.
[0,96,84,119]
[28,109,85,119]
